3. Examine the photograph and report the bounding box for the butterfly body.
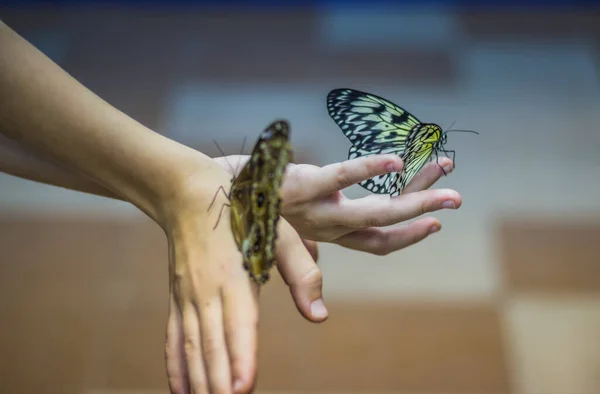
[394,123,445,194]
[212,120,292,285]
[327,88,461,197]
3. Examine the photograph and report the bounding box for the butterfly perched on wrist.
[208,119,293,285]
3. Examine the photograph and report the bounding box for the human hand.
[0,22,325,394]
[163,160,326,394]
[216,153,462,256]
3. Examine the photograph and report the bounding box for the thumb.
[276,219,328,323]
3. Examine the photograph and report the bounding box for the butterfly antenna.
[213,139,235,174]
[444,119,457,133]
[446,129,480,135]
[235,136,247,176]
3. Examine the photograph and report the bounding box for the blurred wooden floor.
[2,213,600,394]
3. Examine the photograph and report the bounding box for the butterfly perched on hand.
[327,88,478,197]
[208,120,293,285]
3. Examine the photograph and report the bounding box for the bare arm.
[0,20,252,394]
[0,21,220,222]
[0,133,120,199]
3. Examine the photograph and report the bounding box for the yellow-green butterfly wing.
[394,124,444,195]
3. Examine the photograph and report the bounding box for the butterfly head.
[440,129,448,147]
[419,123,444,145]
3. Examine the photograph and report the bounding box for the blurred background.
[1,1,600,393]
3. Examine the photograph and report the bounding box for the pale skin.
[0,21,462,394]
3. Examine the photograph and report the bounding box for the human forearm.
[0,21,219,222]
[0,133,121,199]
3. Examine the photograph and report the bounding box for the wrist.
[147,147,233,233]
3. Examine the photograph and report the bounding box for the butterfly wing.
[393,149,433,196]
[348,145,398,195]
[327,88,421,153]
[230,120,292,285]
[230,166,254,261]
[392,130,441,197]
[327,88,423,196]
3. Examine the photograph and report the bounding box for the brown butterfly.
[208,120,293,284]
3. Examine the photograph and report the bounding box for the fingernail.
[429,224,441,234]
[385,159,402,172]
[443,165,453,174]
[233,379,244,393]
[441,200,456,209]
[310,298,328,318]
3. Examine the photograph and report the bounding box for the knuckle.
[164,339,177,361]
[301,265,323,286]
[366,156,384,174]
[173,270,186,291]
[363,216,385,228]
[373,244,391,256]
[372,232,392,256]
[301,212,321,230]
[184,336,199,356]
[407,232,420,248]
[418,201,428,216]
[334,166,353,189]
[201,336,220,362]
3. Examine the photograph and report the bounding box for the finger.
[182,305,208,393]
[335,216,442,256]
[222,275,259,394]
[402,157,454,194]
[277,219,328,323]
[302,239,319,263]
[197,296,232,394]
[330,188,462,229]
[165,294,191,394]
[292,154,403,201]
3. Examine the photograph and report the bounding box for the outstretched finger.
[402,157,454,194]
[330,188,461,229]
[276,219,328,323]
[334,216,441,255]
[288,154,403,202]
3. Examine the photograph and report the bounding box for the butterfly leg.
[212,202,232,230]
[444,149,456,168]
[434,150,448,176]
[439,149,456,171]
[207,185,230,212]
